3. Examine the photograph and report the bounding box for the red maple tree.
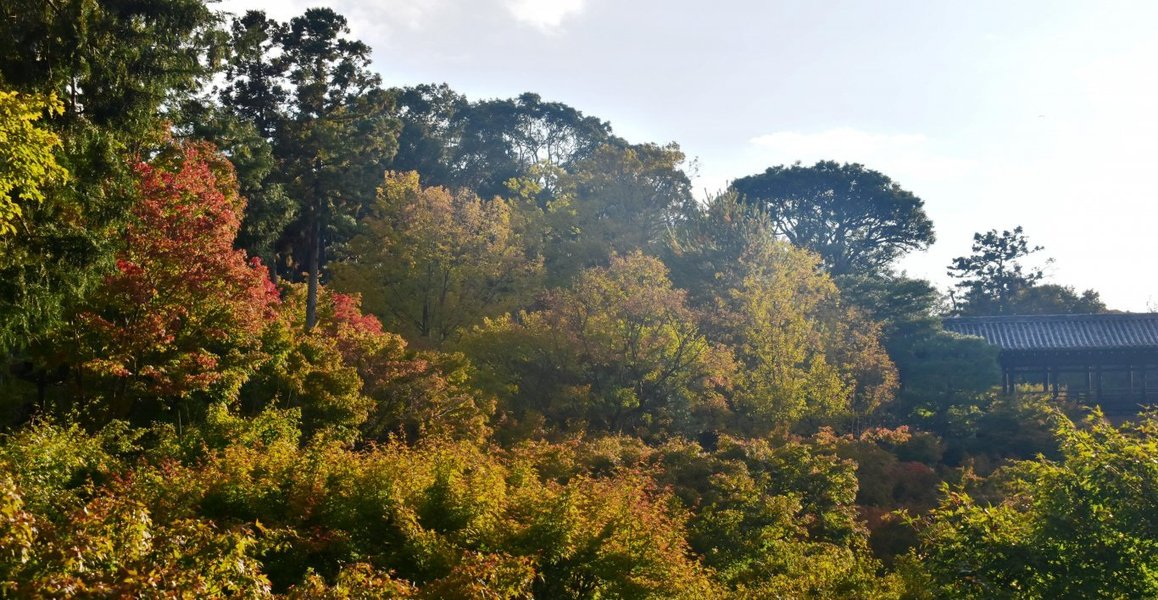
[73,141,279,419]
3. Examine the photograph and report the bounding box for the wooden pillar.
[1129,365,1137,400]
[1143,367,1149,402]
[1086,366,1094,401]
[1050,367,1060,399]
[1095,364,1103,402]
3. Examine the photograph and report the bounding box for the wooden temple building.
[942,313,1158,414]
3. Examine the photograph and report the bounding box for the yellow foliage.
[0,90,66,236]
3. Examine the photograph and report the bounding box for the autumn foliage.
[2,8,1146,595]
[65,142,279,420]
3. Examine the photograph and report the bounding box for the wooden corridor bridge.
[943,313,1158,415]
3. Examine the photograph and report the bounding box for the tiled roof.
[942,314,1158,351]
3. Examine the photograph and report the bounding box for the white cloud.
[214,0,446,37]
[505,0,585,31]
[747,128,975,183]
[340,0,448,32]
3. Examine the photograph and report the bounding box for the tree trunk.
[269,252,280,286]
[306,215,320,330]
[306,157,324,331]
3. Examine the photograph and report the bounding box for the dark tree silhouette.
[731,161,934,276]
[947,226,1046,315]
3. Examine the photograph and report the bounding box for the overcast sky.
[216,0,1158,311]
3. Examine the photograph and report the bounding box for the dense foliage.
[947,227,1106,316]
[0,3,1146,597]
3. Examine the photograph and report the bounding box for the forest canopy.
[0,3,1148,598]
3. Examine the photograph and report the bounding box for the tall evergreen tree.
[209,9,399,329]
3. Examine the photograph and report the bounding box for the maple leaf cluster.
[72,142,279,414]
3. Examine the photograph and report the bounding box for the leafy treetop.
[731,161,934,276]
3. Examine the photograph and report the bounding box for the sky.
[216,0,1158,311]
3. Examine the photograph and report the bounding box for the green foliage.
[0,0,222,137]
[0,418,271,596]
[671,193,899,432]
[389,89,614,201]
[0,484,271,597]
[244,285,493,442]
[497,141,697,291]
[949,226,1048,316]
[731,161,934,276]
[917,410,1158,598]
[638,435,899,597]
[331,171,543,346]
[887,330,1002,429]
[723,244,897,430]
[835,273,1004,434]
[180,100,295,265]
[0,418,123,517]
[0,411,734,596]
[551,142,695,280]
[463,252,734,440]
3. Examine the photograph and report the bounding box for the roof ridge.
[942,313,1158,351]
[945,313,1158,322]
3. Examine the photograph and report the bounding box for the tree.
[461,252,734,439]
[451,92,613,199]
[948,228,1109,316]
[243,285,493,440]
[507,141,696,286]
[0,0,222,138]
[387,83,470,190]
[718,241,897,431]
[731,161,934,276]
[947,226,1046,315]
[917,410,1158,598]
[562,142,695,273]
[885,331,1001,430]
[674,435,898,596]
[835,274,1003,430]
[58,142,279,424]
[209,9,399,330]
[182,10,295,267]
[0,0,224,356]
[0,91,67,237]
[329,171,543,346]
[1007,284,1107,315]
[667,192,898,433]
[385,86,620,201]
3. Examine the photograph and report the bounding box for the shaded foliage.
[731,161,934,276]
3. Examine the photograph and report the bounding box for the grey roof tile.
[942,314,1158,351]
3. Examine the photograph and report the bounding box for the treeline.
[0,2,1153,598]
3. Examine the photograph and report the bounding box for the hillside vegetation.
[0,3,1152,597]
